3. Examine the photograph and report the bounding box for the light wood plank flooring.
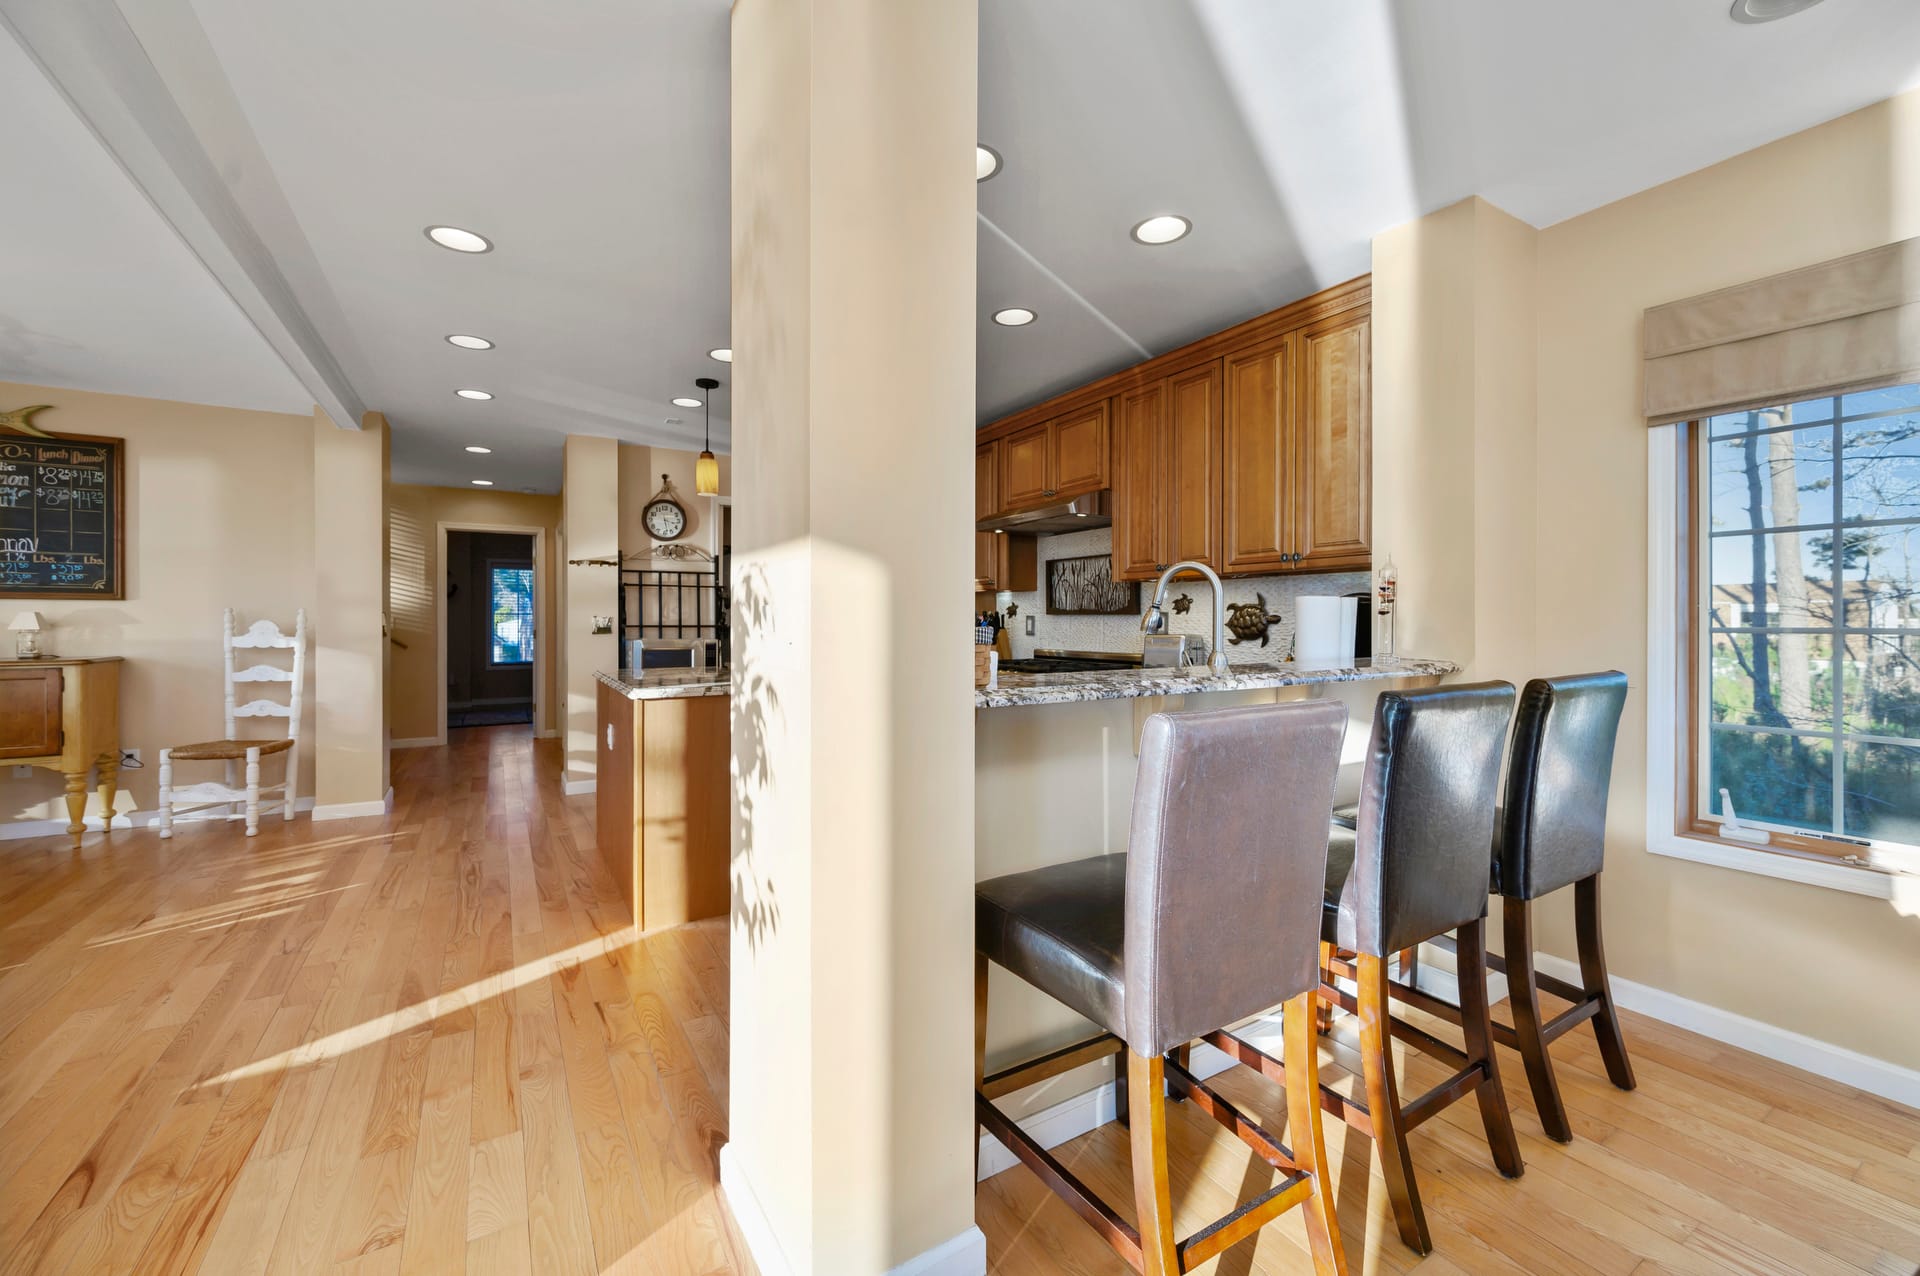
[0,727,747,1275]
[4,726,1918,1274]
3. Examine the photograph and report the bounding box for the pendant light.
[694,376,720,495]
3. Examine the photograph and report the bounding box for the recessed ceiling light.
[455,388,493,400]
[424,225,492,253]
[976,145,1002,182]
[672,396,703,408]
[992,307,1036,327]
[708,348,733,363]
[465,445,492,454]
[471,479,494,486]
[1131,215,1192,245]
[446,334,493,350]
[1729,0,1825,20]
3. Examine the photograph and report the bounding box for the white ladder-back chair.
[158,609,306,838]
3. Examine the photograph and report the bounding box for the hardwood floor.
[0,727,747,1275]
[4,726,1917,1274]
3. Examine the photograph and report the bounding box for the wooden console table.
[0,656,122,845]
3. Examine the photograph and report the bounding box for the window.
[1692,386,1920,854]
[488,563,534,666]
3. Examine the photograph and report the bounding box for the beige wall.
[562,435,619,784]
[386,483,561,743]
[728,0,979,1270]
[312,409,389,809]
[617,443,732,560]
[1,382,318,824]
[1375,90,1920,1069]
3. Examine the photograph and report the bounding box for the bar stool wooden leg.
[974,952,989,1183]
[1356,952,1430,1255]
[1284,991,1350,1275]
[1126,1051,1180,1276]
[1577,876,1637,1092]
[1502,896,1573,1142]
[1458,919,1524,1178]
[1315,941,1337,1035]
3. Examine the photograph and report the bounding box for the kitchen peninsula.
[595,667,730,932]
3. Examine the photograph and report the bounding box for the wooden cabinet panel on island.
[596,680,730,931]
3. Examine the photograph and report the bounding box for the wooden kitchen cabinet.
[997,402,1110,513]
[1222,334,1294,574]
[1293,311,1372,570]
[1112,363,1223,582]
[976,274,1370,581]
[974,438,1036,592]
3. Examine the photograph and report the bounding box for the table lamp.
[9,611,44,658]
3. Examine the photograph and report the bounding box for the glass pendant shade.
[696,449,720,495]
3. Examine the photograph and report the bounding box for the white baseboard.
[561,776,596,796]
[887,1226,986,1276]
[720,1144,986,1276]
[536,727,559,739]
[311,787,394,822]
[390,736,441,750]
[2,797,318,841]
[977,1037,1240,1180]
[1533,952,1920,1111]
[718,1144,794,1276]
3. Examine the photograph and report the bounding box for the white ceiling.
[976,0,1920,421]
[0,24,310,415]
[4,0,1919,483]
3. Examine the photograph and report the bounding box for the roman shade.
[1643,236,1920,426]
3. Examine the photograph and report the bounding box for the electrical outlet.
[118,748,144,769]
[11,765,29,779]
[1024,616,1035,636]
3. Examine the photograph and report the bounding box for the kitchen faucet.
[1142,561,1232,677]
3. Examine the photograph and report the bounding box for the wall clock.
[642,474,690,542]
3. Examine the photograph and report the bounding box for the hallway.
[0,728,746,1274]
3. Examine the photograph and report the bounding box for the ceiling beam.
[0,0,367,430]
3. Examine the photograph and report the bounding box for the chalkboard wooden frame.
[0,429,126,601]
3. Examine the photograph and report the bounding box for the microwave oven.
[623,637,723,672]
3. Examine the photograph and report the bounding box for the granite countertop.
[596,668,732,701]
[974,656,1460,709]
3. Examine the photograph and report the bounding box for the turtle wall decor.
[1225,594,1284,647]
[1171,593,1193,615]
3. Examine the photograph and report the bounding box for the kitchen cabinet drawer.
[0,666,63,760]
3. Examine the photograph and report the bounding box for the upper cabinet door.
[1112,381,1166,581]
[1000,422,1052,510]
[975,439,1001,522]
[1293,313,1372,571]
[1051,402,1110,499]
[1164,361,1222,571]
[1222,335,1293,574]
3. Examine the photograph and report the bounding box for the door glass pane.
[1842,741,1920,842]
[1707,730,1832,830]
[490,566,534,665]
[1707,426,1835,530]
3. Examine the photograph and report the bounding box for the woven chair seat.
[168,737,294,762]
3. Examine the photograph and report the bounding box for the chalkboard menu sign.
[0,432,125,599]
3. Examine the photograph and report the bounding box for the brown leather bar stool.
[1331,672,1636,1144]
[1238,682,1523,1256]
[976,701,1350,1276]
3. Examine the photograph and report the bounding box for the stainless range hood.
[975,490,1111,535]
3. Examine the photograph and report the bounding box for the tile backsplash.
[994,526,1370,664]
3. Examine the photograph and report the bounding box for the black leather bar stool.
[1245,682,1523,1256]
[976,701,1350,1276]
[1331,672,1636,1144]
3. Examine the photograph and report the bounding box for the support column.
[312,408,391,815]
[724,1,979,1273]
[562,434,619,790]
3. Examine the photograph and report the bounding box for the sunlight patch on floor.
[194,924,641,1088]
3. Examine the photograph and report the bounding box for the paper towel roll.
[1295,594,1358,662]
